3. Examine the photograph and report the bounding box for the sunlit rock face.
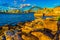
[54,7,60,13]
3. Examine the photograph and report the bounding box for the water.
[0,12,54,26]
[42,16,53,19]
[0,12,35,26]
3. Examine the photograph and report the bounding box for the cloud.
[54,3,60,6]
[22,0,26,2]
[20,4,31,8]
[32,4,36,7]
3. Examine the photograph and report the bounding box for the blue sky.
[0,0,60,10]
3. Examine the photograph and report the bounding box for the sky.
[0,0,60,10]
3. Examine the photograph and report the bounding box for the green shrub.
[58,17,60,21]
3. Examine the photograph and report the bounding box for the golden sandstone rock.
[0,7,60,40]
